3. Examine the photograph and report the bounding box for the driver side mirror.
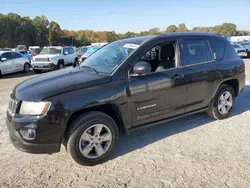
[1,57,7,62]
[130,61,152,77]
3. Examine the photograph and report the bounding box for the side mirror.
[64,51,69,55]
[1,57,7,62]
[130,61,152,76]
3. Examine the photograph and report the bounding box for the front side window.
[182,39,207,66]
[63,48,69,54]
[40,47,61,55]
[81,42,139,74]
[139,42,176,72]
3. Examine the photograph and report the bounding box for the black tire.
[33,69,42,74]
[57,60,65,70]
[73,58,78,67]
[23,63,30,73]
[66,111,119,166]
[207,84,235,120]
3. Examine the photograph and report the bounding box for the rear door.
[0,52,14,74]
[11,52,25,71]
[180,37,215,112]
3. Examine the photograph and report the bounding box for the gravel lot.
[0,59,250,188]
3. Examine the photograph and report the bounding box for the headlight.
[49,57,54,62]
[19,101,51,115]
[32,57,35,62]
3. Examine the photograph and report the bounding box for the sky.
[1,0,250,33]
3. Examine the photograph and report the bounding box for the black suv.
[6,33,245,166]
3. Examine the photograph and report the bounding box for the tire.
[73,58,78,67]
[66,111,119,166]
[23,63,30,73]
[57,61,65,70]
[207,84,235,120]
[33,69,42,74]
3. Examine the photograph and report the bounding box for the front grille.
[34,58,49,62]
[7,98,19,116]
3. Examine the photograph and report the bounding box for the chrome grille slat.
[34,58,49,62]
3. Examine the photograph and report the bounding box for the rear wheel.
[207,84,235,120]
[23,63,30,73]
[66,111,119,166]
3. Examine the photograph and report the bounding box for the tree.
[177,23,189,32]
[148,28,160,35]
[47,21,61,46]
[166,25,178,33]
[213,23,237,37]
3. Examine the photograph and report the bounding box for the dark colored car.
[6,33,245,166]
[29,48,42,57]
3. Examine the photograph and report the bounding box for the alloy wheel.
[218,91,233,114]
[78,124,112,159]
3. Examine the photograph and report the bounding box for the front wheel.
[207,84,235,120]
[66,112,119,166]
[23,63,30,73]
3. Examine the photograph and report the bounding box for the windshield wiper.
[80,66,99,74]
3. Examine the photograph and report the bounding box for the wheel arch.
[212,78,239,99]
[62,103,126,144]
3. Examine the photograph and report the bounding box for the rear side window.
[12,52,22,59]
[69,47,74,54]
[181,39,207,66]
[208,38,226,61]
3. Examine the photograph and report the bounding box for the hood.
[13,68,111,101]
[34,54,60,58]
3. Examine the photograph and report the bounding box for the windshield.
[40,47,61,54]
[80,42,139,74]
[233,44,242,48]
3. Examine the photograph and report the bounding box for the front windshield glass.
[40,47,61,54]
[233,44,242,48]
[80,42,139,74]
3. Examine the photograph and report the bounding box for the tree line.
[0,13,250,48]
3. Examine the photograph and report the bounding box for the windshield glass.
[80,42,139,74]
[40,47,61,54]
[233,44,242,48]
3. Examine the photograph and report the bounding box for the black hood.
[13,68,111,101]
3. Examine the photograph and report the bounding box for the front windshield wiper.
[80,66,99,74]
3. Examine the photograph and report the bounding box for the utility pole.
[71,37,73,46]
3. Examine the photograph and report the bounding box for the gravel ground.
[0,59,250,188]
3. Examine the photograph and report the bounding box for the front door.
[128,68,188,127]
[0,52,14,74]
[128,41,188,127]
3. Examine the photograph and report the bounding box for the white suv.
[31,46,77,73]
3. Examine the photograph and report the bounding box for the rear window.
[208,38,226,61]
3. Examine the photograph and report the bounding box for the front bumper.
[31,62,56,70]
[6,112,61,154]
[238,52,248,57]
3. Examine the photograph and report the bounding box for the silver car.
[0,51,30,76]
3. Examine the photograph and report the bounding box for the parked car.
[31,46,77,73]
[6,33,245,166]
[78,46,101,62]
[28,46,40,51]
[232,43,249,58]
[0,51,30,75]
[74,46,88,64]
[19,51,31,62]
[29,48,42,57]
[241,42,250,54]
